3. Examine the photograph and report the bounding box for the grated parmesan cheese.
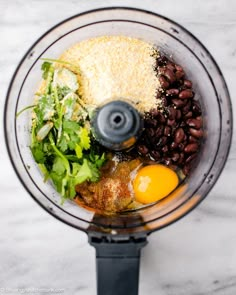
[59,36,161,113]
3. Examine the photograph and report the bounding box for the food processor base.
[89,234,147,295]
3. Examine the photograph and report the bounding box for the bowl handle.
[89,235,147,295]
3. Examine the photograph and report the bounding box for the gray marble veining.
[0,0,236,294]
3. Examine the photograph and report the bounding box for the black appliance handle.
[89,236,147,295]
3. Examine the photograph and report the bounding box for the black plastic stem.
[89,235,147,295]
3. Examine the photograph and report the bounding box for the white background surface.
[0,0,236,294]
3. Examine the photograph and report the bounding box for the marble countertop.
[0,0,236,294]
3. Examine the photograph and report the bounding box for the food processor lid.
[91,100,143,150]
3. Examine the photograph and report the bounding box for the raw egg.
[133,164,179,204]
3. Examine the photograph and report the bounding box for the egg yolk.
[133,164,179,204]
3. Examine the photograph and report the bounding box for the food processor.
[4,7,232,295]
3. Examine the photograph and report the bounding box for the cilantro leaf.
[50,171,66,196]
[79,127,90,150]
[67,176,76,199]
[52,157,66,175]
[73,159,99,184]
[50,157,68,196]
[58,120,80,152]
[41,62,52,80]
[75,144,82,159]
[95,152,106,168]
[53,68,78,92]
[58,135,68,152]
[34,94,55,122]
[31,143,46,164]
[57,86,72,100]
[87,161,100,182]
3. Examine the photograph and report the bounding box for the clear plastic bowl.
[4,7,232,235]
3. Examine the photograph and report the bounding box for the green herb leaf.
[41,62,52,80]
[52,157,66,175]
[75,144,83,159]
[58,135,68,152]
[57,86,72,100]
[41,58,80,74]
[79,127,90,150]
[31,142,46,164]
[63,120,80,133]
[95,152,106,168]
[34,94,55,122]
[73,159,98,184]
[53,68,78,92]
[16,105,35,118]
[50,171,66,195]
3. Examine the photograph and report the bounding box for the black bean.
[171,125,178,135]
[166,88,179,96]
[163,157,172,166]
[167,106,177,119]
[183,164,190,176]
[186,153,197,164]
[196,116,202,121]
[161,96,168,107]
[170,141,178,150]
[178,142,186,151]
[174,128,185,144]
[183,79,192,88]
[164,126,171,136]
[192,101,202,115]
[189,128,204,138]
[196,116,203,127]
[156,91,162,98]
[138,145,149,155]
[182,101,192,114]
[145,118,155,127]
[162,145,169,153]
[186,118,202,129]
[163,68,176,84]
[150,150,161,160]
[180,121,187,128]
[184,143,199,153]
[167,119,176,126]
[171,152,180,162]
[179,89,194,99]
[176,109,182,120]
[172,98,187,108]
[157,56,167,66]
[184,111,193,119]
[188,135,197,143]
[157,112,166,123]
[155,125,164,137]
[175,64,183,72]
[166,63,176,72]
[147,128,155,138]
[177,152,185,164]
[156,136,168,147]
[159,75,170,89]
[175,70,185,80]
[149,108,159,118]
[151,119,158,127]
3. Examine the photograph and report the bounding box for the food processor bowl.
[4,7,232,295]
